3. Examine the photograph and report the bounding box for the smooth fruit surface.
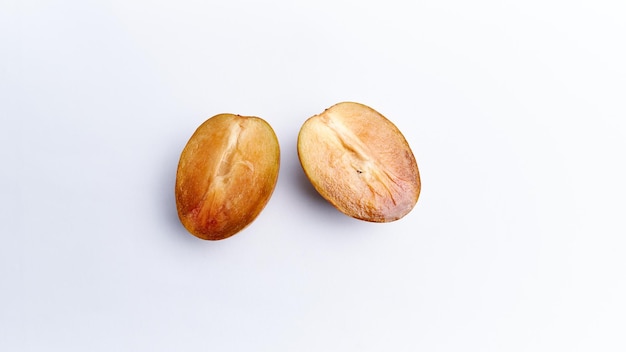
[175,114,280,240]
[297,102,420,222]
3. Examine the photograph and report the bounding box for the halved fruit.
[297,102,420,222]
[176,114,280,240]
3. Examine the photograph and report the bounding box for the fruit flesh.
[176,114,280,240]
[298,102,420,222]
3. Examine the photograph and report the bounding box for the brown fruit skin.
[175,114,280,240]
[297,102,420,222]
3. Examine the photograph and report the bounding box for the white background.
[1,0,625,351]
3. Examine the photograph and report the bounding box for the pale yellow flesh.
[176,114,280,240]
[298,102,420,222]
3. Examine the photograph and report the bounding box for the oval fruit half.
[297,102,420,222]
[175,114,280,240]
